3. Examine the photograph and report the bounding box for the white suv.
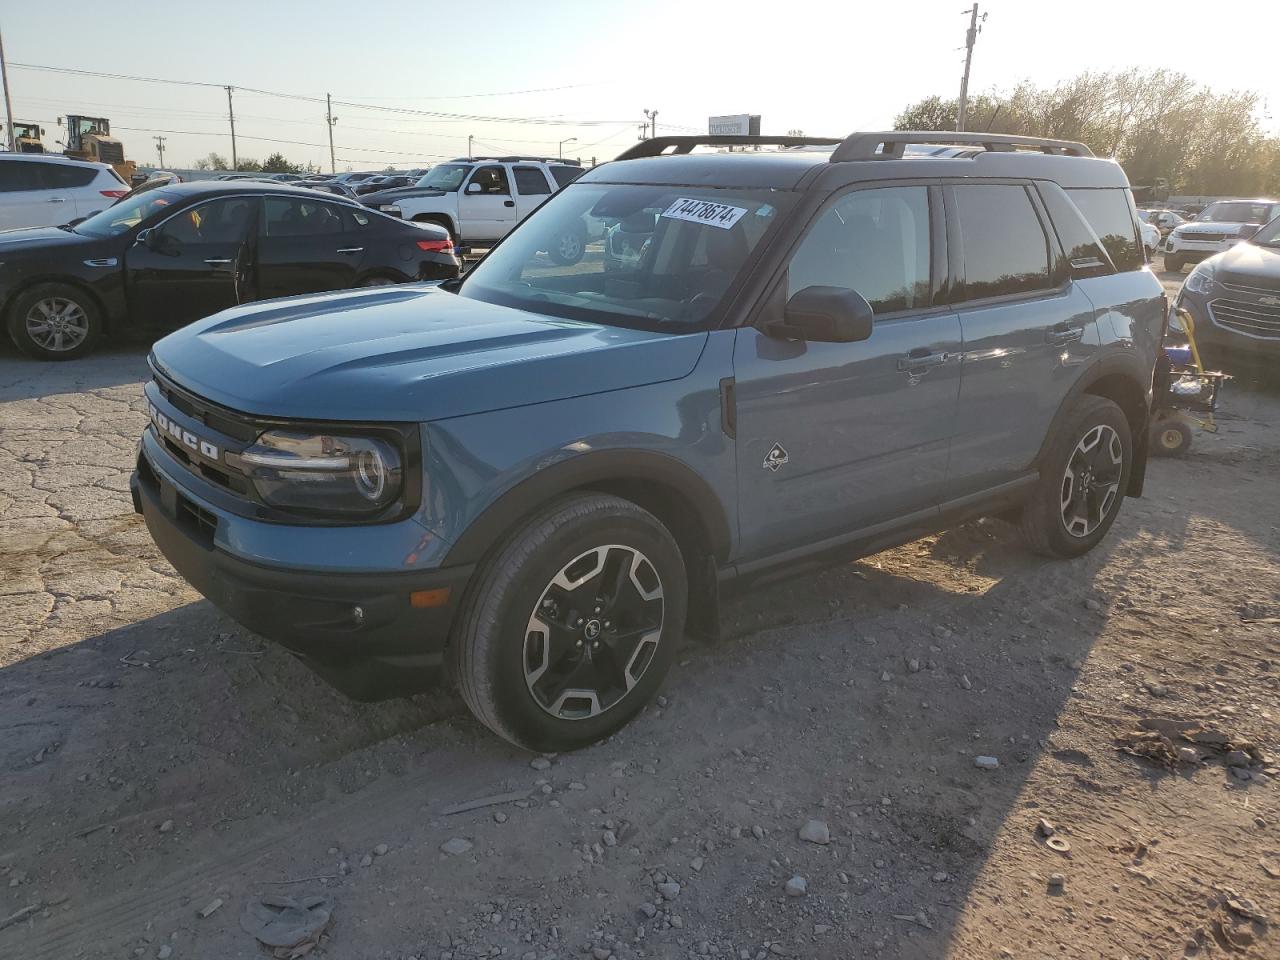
[1163,198,1280,272]
[0,154,129,231]
[383,157,586,260]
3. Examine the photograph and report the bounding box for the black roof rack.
[453,155,583,166]
[613,131,1093,163]
[830,131,1093,161]
[615,136,842,161]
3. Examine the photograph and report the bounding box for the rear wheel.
[1164,253,1184,273]
[1019,396,1132,558]
[452,493,687,751]
[7,282,102,361]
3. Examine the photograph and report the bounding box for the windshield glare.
[74,189,181,238]
[417,164,472,191]
[459,183,794,332]
[1200,201,1277,224]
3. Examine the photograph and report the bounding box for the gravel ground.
[1,265,1278,959]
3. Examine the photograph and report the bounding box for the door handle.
[204,258,233,266]
[897,349,951,372]
[503,200,515,208]
[336,247,364,254]
[46,197,66,203]
[1046,323,1085,345]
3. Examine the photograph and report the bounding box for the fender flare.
[1038,354,1154,497]
[441,449,733,567]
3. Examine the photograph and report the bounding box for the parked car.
[383,157,585,255]
[1163,198,1280,271]
[0,154,129,230]
[1137,217,1160,255]
[355,175,414,195]
[1175,214,1280,362]
[1,181,459,360]
[130,131,1165,750]
[1138,208,1185,237]
[304,181,360,199]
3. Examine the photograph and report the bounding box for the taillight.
[100,190,129,199]
[416,238,454,254]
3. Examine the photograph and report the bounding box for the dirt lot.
[2,267,1278,960]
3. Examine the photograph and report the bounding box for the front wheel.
[547,227,587,266]
[452,493,687,751]
[1019,396,1132,558]
[1164,253,1184,273]
[7,282,102,360]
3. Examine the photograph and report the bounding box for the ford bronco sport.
[132,131,1167,751]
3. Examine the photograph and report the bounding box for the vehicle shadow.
[1,458,1273,958]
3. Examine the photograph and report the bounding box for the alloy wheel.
[557,232,583,261]
[1060,424,1123,538]
[523,544,664,720]
[25,297,89,352]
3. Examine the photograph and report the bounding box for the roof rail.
[615,135,843,161]
[455,155,583,166]
[831,131,1094,162]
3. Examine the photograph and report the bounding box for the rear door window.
[41,163,98,189]
[262,197,348,237]
[953,184,1053,300]
[513,167,552,196]
[1064,188,1143,271]
[0,161,46,192]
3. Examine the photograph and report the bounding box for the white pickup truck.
[382,157,588,261]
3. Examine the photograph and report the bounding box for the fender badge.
[763,443,789,472]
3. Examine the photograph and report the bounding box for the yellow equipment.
[61,115,136,182]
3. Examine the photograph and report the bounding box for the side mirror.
[465,182,482,194]
[768,285,874,343]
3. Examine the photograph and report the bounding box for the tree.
[261,152,302,174]
[894,71,1280,197]
[194,152,230,171]
[236,158,263,173]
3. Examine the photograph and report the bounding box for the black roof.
[582,131,1129,192]
[162,180,347,197]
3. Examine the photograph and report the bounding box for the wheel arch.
[3,276,115,334]
[1041,359,1152,497]
[442,450,732,571]
[411,212,457,237]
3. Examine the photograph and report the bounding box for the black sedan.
[0,181,460,360]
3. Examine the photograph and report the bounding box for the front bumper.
[131,442,472,700]
[1164,235,1241,261]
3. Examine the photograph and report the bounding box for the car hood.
[361,187,447,206]
[1215,240,1280,287]
[150,286,708,422]
[0,225,96,250]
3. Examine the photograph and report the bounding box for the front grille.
[1182,232,1227,243]
[1208,298,1280,340]
[96,142,124,164]
[1221,275,1280,296]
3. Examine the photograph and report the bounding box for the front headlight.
[1184,262,1217,295]
[234,430,403,516]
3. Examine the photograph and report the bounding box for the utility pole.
[325,93,337,174]
[0,28,15,153]
[225,85,238,170]
[467,134,473,158]
[956,4,985,132]
[154,135,166,168]
[644,108,658,140]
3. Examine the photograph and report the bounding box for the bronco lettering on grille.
[147,402,220,461]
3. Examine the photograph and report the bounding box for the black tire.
[1164,253,1184,273]
[357,275,399,287]
[547,226,587,266]
[1151,418,1192,457]
[451,493,687,752]
[6,282,102,361]
[1019,395,1132,559]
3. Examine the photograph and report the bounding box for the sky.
[2,0,1278,172]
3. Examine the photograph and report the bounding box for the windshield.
[74,189,181,238]
[1199,201,1277,224]
[460,182,795,332]
[415,164,472,191]
[1251,216,1280,247]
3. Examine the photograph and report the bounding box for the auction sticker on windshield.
[662,197,749,230]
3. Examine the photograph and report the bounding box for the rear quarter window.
[549,166,583,190]
[1065,188,1143,272]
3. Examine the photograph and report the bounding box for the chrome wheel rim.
[523,544,664,720]
[1061,424,1123,538]
[25,297,89,352]
[557,232,583,261]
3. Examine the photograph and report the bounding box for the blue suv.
[131,132,1167,751]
